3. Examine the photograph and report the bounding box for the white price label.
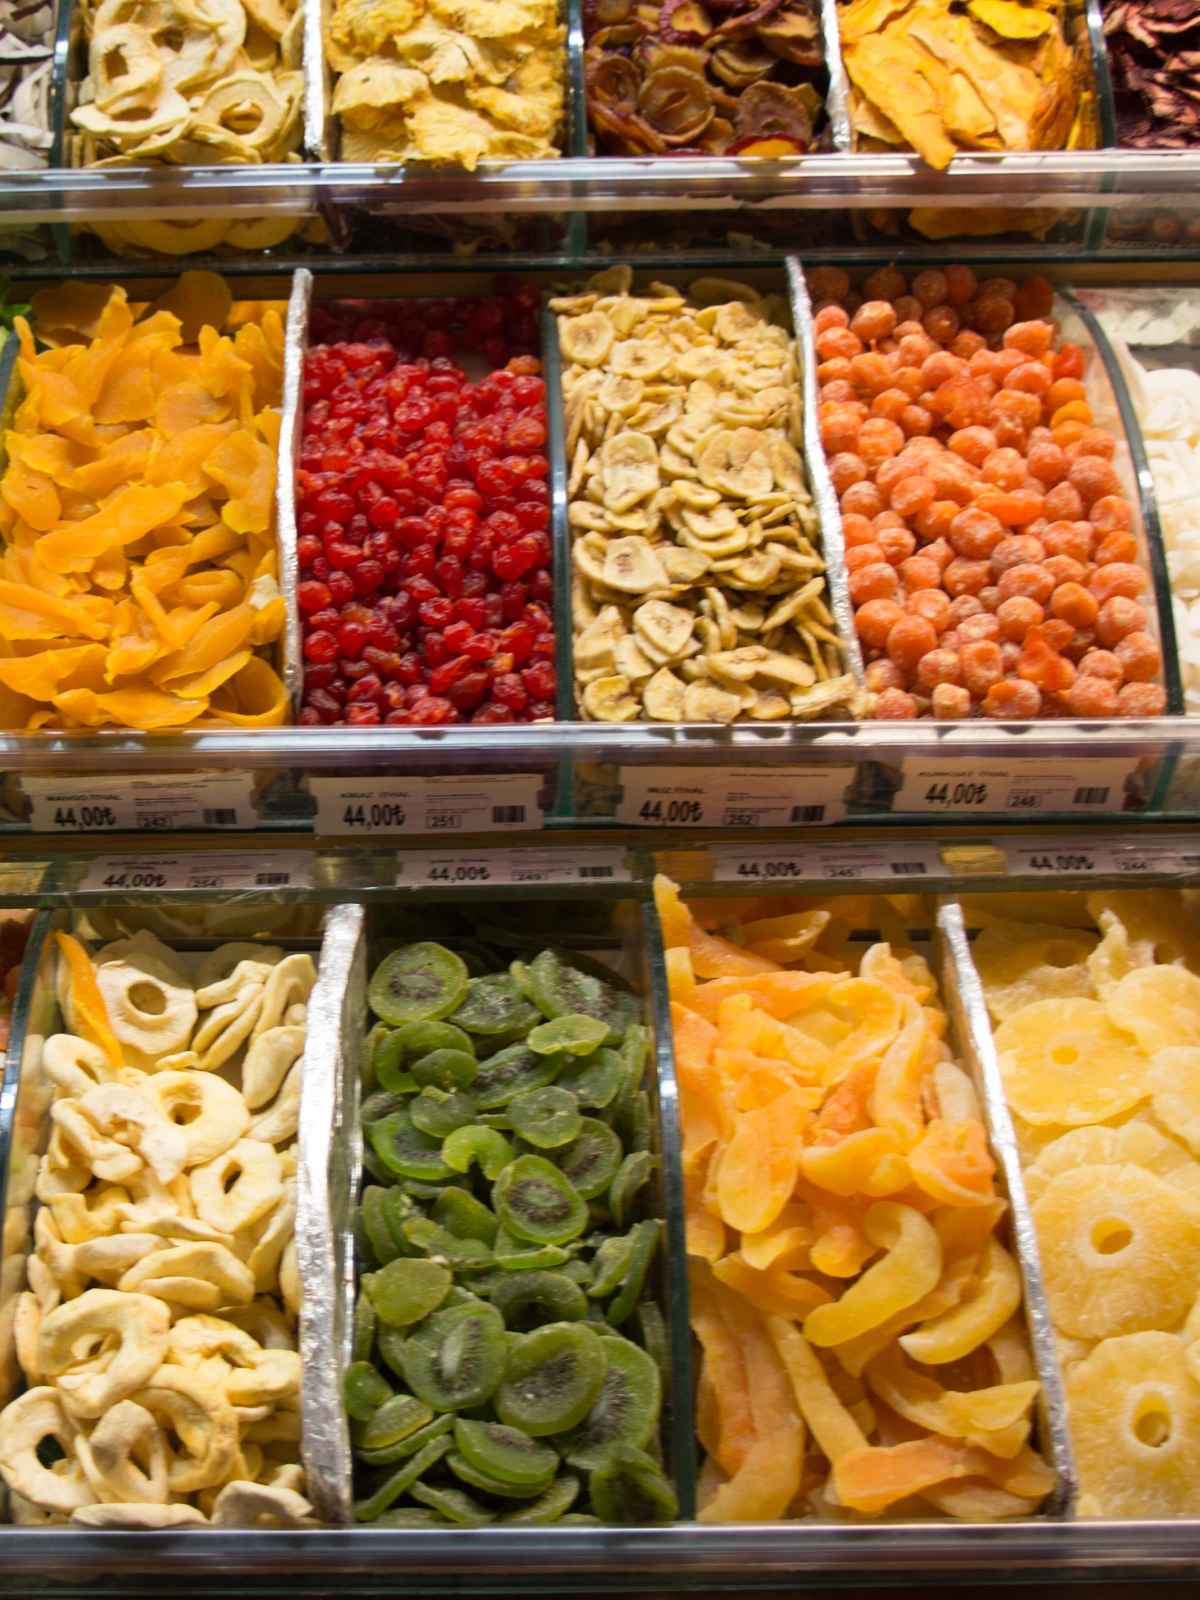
[894,758,1136,816]
[399,847,629,889]
[616,766,853,828]
[1007,835,1188,878]
[712,841,941,884]
[25,773,254,834]
[80,851,312,894]
[313,774,542,836]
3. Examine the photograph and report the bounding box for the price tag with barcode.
[615,766,853,828]
[80,851,313,894]
[1006,835,1186,878]
[712,841,942,884]
[313,774,542,836]
[398,847,629,889]
[893,757,1136,816]
[25,773,254,833]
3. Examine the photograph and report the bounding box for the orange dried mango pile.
[0,270,291,731]
[656,875,1057,1521]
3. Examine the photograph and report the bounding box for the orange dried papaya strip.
[54,932,121,1067]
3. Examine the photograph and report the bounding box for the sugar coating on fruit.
[972,887,1200,1516]
[658,874,1053,1523]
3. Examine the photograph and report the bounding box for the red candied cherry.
[347,673,382,704]
[498,620,534,664]
[454,596,488,627]
[522,661,556,699]
[492,537,541,581]
[337,621,368,659]
[298,580,332,614]
[492,673,528,711]
[328,571,354,605]
[475,459,516,499]
[345,703,381,725]
[472,703,515,724]
[297,533,323,568]
[304,629,338,664]
[352,559,385,597]
[409,695,456,724]
[418,596,454,629]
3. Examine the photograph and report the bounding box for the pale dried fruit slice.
[613,636,655,683]
[1066,1332,1200,1517]
[713,301,767,343]
[680,506,740,540]
[1024,1121,1197,1207]
[602,536,668,595]
[1087,919,1143,999]
[705,646,768,682]
[609,339,672,380]
[560,313,615,368]
[696,426,774,499]
[1149,1047,1200,1159]
[574,606,626,670]
[973,918,1098,1022]
[682,682,743,723]
[1033,1163,1200,1339]
[582,675,640,722]
[642,667,686,721]
[749,650,816,689]
[994,998,1149,1127]
[1086,892,1200,974]
[767,435,805,491]
[573,533,610,587]
[1106,967,1200,1057]
[673,479,721,512]
[659,548,710,584]
[633,600,694,659]
[598,432,660,513]
[597,374,643,415]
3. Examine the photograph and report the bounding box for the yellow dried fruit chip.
[1106,966,1200,1057]
[1033,1163,1200,1339]
[1149,1046,1200,1159]
[994,998,1149,1127]
[1024,1120,1197,1207]
[1067,1332,1200,1518]
[972,917,1097,1022]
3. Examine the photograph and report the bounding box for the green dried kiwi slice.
[400,1301,507,1412]
[395,1019,474,1058]
[562,1335,660,1471]
[556,1048,623,1111]
[410,1088,479,1139]
[589,1446,677,1525]
[562,1258,592,1289]
[368,1112,453,1185]
[410,1048,479,1093]
[446,1452,552,1500]
[528,1014,610,1058]
[609,1150,655,1230]
[442,1125,514,1181]
[500,1473,581,1524]
[362,1088,410,1125]
[373,1507,443,1528]
[473,1044,561,1111]
[588,1232,637,1299]
[433,1186,499,1246]
[410,1483,495,1526]
[352,1433,453,1523]
[495,1322,609,1438]
[635,1301,669,1384]
[352,1293,378,1363]
[343,1360,393,1421]
[374,1033,419,1095]
[364,1021,389,1090]
[557,1118,623,1201]
[357,1393,435,1452]
[606,1218,661,1327]
[369,943,469,1027]
[490,1270,588,1331]
[492,1229,571,1271]
[508,1086,583,1150]
[376,1322,408,1383]
[451,973,542,1037]
[526,949,638,1040]
[621,1090,653,1155]
[368,1258,453,1328]
[493,1155,588,1247]
[360,1187,403,1265]
[359,1412,451,1466]
[453,1418,559,1488]
[402,1217,492,1270]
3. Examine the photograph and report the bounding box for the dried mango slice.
[0,276,287,732]
[662,876,1051,1523]
[55,932,122,1069]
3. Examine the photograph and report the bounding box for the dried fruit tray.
[4,865,1200,1586]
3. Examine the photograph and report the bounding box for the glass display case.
[4,0,1200,1581]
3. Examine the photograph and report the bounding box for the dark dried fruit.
[1104,0,1200,147]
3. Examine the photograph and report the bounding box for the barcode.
[203,808,237,825]
[255,872,290,886]
[1073,786,1110,805]
[579,866,614,879]
[492,806,527,823]
[790,804,826,823]
[891,862,927,875]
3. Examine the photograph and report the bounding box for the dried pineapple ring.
[995,998,1149,1127]
[1106,966,1200,1057]
[1067,1332,1200,1517]
[1149,1046,1200,1158]
[1024,1120,1197,1207]
[973,918,1097,1022]
[1033,1164,1200,1340]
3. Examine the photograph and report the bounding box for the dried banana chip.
[602,536,669,595]
[642,667,687,722]
[583,674,640,722]
[598,432,660,513]
[634,600,695,661]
